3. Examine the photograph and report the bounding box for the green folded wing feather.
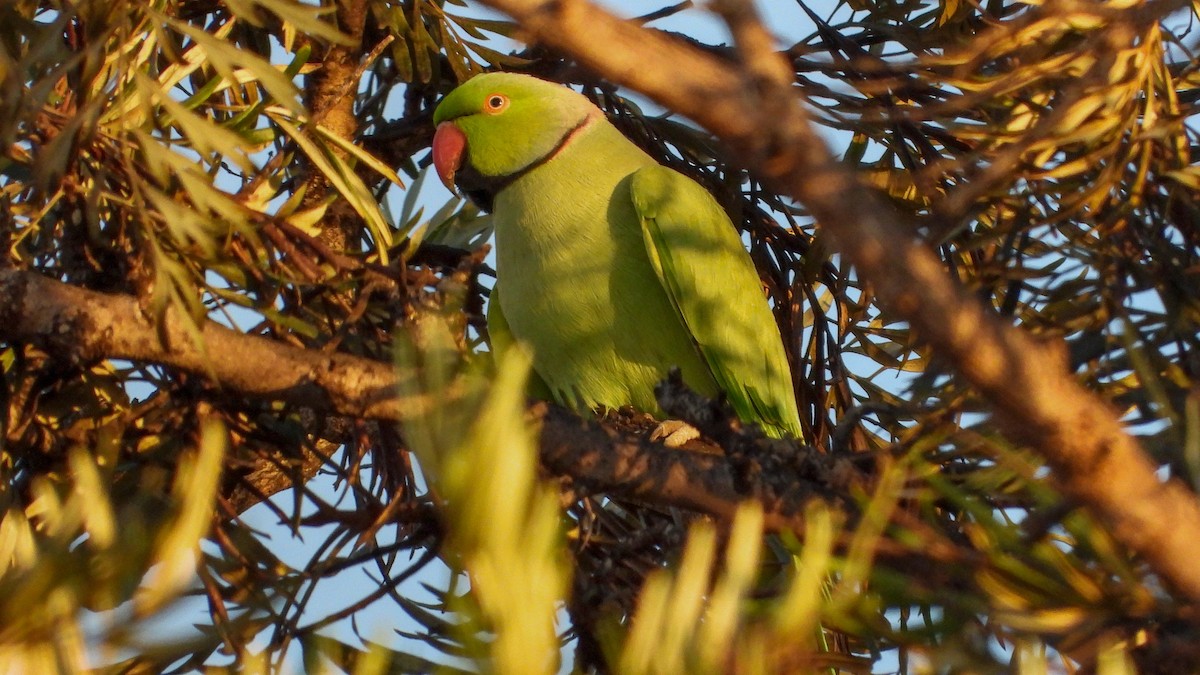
[629,166,802,439]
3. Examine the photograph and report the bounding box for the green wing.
[486,283,553,401]
[629,166,802,439]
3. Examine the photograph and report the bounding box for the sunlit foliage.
[1,0,1197,672]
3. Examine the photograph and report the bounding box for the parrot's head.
[432,72,598,211]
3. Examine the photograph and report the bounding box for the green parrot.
[432,73,801,440]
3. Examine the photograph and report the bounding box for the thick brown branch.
[303,0,370,253]
[0,268,434,421]
[0,269,823,527]
[534,403,844,532]
[477,0,1200,600]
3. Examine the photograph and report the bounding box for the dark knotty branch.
[302,0,371,253]
[535,403,856,532]
[0,268,833,527]
[474,0,1200,601]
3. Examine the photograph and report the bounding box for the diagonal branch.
[475,0,1200,600]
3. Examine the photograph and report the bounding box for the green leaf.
[272,113,395,262]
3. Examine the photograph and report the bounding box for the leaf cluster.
[1,0,1199,673]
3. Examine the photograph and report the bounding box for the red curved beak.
[432,122,467,194]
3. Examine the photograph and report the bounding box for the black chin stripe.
[453,114,594,214]
[453,164,501,212]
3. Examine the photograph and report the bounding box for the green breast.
[490,123,717,414]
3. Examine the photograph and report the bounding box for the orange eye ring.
[483,93,509,114]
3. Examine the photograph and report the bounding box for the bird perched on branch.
[432,72,800,441]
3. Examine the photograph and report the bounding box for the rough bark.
[0,268,832,526]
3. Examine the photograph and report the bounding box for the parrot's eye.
[483,94,509,114]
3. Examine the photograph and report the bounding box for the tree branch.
[0,269,832,528]
[0,269,437,421]
[534,403,855,532]
[475,0,1200,601]
[302,0,371,253]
